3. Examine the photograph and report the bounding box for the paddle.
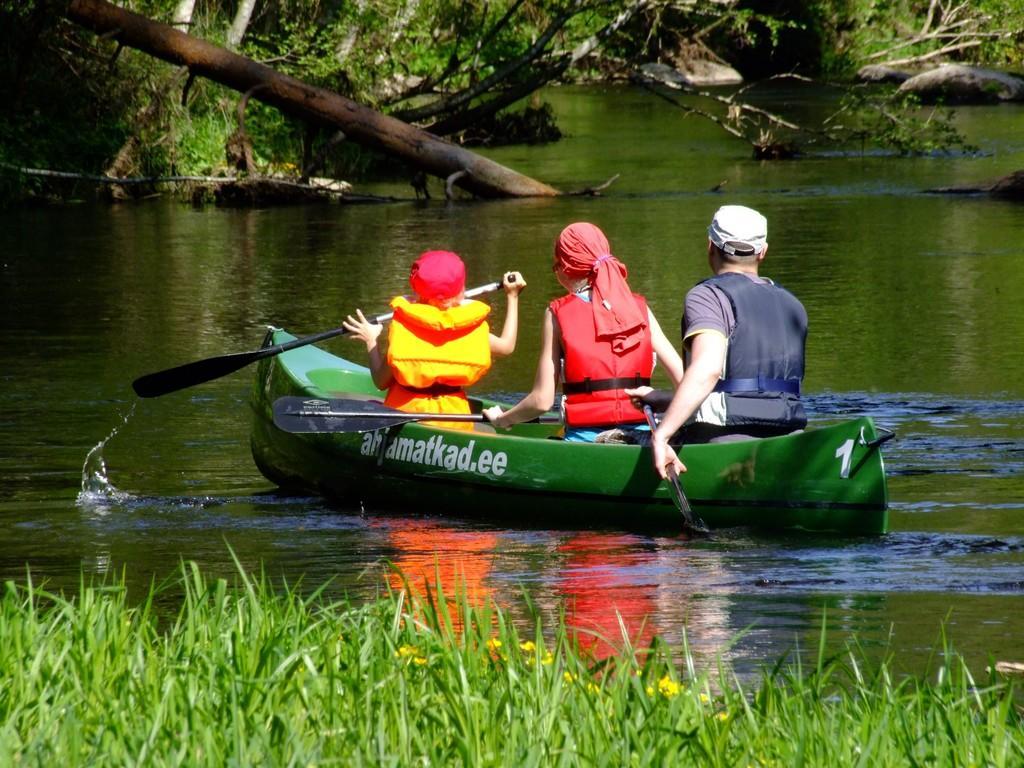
[131,280,505,398]
[642,405,709,535]
[273,396,561,434]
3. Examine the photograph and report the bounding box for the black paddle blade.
[270,396,490,433]
[132,351,261,398]
[667,467,710,535]
[272,397,410,433]
[641,405,710,536]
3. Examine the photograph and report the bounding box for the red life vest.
[550,293,654,428]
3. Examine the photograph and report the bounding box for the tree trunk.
[103,0,196,198]
[65,0,560,199]
[226,0,257,49]
[171,0,196,30]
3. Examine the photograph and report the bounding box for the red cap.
[409,250,466,300]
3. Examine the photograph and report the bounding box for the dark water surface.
[1,85,1022,674]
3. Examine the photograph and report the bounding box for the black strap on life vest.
[562,375,651,396]
[714,376,801,395]
[399,382,465,396]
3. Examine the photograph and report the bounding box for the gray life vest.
[699,272,808,431]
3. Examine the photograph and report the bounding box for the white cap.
[708,205,767,257]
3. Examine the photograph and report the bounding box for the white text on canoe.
[360,432,508,476]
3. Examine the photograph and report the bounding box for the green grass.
[0,561,1020,766]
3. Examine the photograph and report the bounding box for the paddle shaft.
[296,411,487,423]
[131,280,503,398]
[272,396,560,433]
[642,405,708,534]
[296,409,485,422]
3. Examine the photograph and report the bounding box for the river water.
[1,85,1021,674]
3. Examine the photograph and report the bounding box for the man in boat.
[342,250,526,431]
[630,204,807,478]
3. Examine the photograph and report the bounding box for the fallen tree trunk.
[64,0,559,199]
[926,170,1024,200]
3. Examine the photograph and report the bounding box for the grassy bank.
[0,563,1020,766]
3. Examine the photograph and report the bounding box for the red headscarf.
[554,223,647,353]
[410,250,466,301]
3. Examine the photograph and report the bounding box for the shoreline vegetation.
[1,1,1022,205]
[1,562,1021,765]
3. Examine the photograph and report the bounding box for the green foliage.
[830,87,980,155]
[974,0,1024,67]
[171,105,236,176]
[461,102,563,147]
[1,0,1019,201]
[812,0,1024,75]
[0,562,1021,764]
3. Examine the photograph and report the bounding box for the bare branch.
[867,0,1004,68]
[637,70,807,133]
[393,8,576,124]
[1,162,235,184]
[427,60,568,135]
[395,0,648,126]
[566,173,620,196]
[630,74,748,141]
[386,0,529,105]
[301,130,346,183]
[445,169,469,199]
[568,0,650,64]
[884,39,983,67]
[920,0,940,37]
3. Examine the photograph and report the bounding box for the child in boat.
[483,222,683,442]
[342,250,526,431]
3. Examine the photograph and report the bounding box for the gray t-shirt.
[682,273,773,348]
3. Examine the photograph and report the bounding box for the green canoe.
[250,330,891,535]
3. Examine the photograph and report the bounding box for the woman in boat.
[342,249,526,431]
[483,222,683,442]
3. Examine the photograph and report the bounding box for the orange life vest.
[550,292,653,428]
[385,296,492,431]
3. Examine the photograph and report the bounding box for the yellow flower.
[657,675,681,698]
[586,682,601,695]
[394,644,427,665]
[519,640,536,653]
[486,638,503,653]
[646,685,655,696]
[564,671,578,684]
[716,711,729,721]
[699,692,710,704]
[541,651,554,666]
[395,644,419,659]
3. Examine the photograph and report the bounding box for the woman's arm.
[489,271,527,358]
[623,310,685,408]
[647,308,684,387]
[484,308,560,428]
[342,309,393,390]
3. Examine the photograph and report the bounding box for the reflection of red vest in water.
[382,520,497,615]
[550,294,653,428]
[557,533,657,659]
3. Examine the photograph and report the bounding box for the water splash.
[77,402,137,511]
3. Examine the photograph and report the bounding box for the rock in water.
[898,64,1024,104]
